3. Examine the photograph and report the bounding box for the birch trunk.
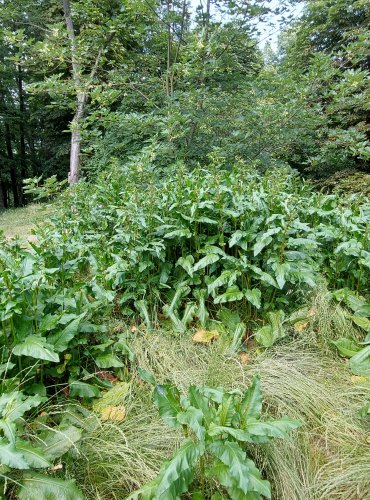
[68,91,87,184]
[63,0,85,185]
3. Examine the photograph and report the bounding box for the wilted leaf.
[293,320,309,333]
[93,382,130,412]
[100,405,126,422]
[350,375,368,384]
[239,352,250,365]
[192,329,219,344]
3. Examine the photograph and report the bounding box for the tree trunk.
[63,0,86,185]
[68,91,87,184]
[5,122,20,207]
[0,182,5,209]
[17,65,27,203]
[63,0,113,183]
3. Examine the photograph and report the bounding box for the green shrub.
[45,163,370,328]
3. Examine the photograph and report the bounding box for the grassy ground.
[69,292,370,500]
[0,203,52,239]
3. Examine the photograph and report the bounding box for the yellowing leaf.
[350,375,368,384]
[239,353,250,365]
[100,405,126,422]
[293,320,309,333]
[192,329,219,344]
[308,308,317,317]
[93,382,130,412]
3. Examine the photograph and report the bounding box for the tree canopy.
[0,0,369,206]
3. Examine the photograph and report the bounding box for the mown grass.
[0,203,52,239]
[69,292,370,500]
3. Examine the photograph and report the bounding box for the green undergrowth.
[1,165,370,498]
[68,326,370,499]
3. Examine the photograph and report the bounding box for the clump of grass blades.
[71,330,369,499]
[68,384,180,500]
[248,341,369,499]
[308,288,363,348]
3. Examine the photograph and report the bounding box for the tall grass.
[68,385,180,499]
[70,305,370,499]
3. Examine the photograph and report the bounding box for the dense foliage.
[1,0,369,206]
[1,162,370,496]
[0,0,370,498]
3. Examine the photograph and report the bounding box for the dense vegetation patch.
[0,0,369,497]
[1,166,370,497]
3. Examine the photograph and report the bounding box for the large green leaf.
[188,386,211,416]
[354,304,370,317]
[193,254,220,273]
[135,300,151,329]
[208,440,270,498]
[48,313,87,352]
[69,381,100,399]
[137,368,156,386]
[153,384,182,428]
[248,265,278,288]
[153,439,205,498]
[253,236,272,257]
[94,353,124,368]
[254,325,274,348]
[240,376,262,419]
[244,289,261,309]
[229,230,248,250]
[15,440,50,468]
[208,270,239,294]
[0,361,15,376]
[332,338,361,358]
[349,345,370,376]
[255,311,285,347]
[274,263,290,289]
[12,336,59,363]
[207,424,253,443]
[214,286,244,304]
[351,315,370,332]
[0,439,29,469]
[176,255,194,277]
[164,228,192,239]
[177,406,205,440]
[18,472,84,500]
[39,424,82,460]
[245,417,302,440]
[0,391,43,422]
